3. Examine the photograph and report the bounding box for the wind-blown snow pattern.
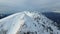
[0,11,60,34]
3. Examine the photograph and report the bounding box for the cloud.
[0,0,60,14]
[0,0,27,7]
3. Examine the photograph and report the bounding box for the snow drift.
[0,11,60,34]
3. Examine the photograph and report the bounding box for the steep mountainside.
[0,11,60,34]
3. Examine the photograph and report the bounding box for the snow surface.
[0,11,60,34]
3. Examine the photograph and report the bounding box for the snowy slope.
[0,11,60,34]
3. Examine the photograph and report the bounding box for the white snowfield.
[0,11,60,34]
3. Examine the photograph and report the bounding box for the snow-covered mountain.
[0,11,60,34]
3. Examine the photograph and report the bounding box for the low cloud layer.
[0,0,60,14]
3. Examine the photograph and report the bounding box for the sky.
[0,0,60,14]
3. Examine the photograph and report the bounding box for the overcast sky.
[0,0,60,14]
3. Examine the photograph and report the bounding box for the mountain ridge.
[0,11,60,34]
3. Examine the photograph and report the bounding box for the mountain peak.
[0,11,60,34]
